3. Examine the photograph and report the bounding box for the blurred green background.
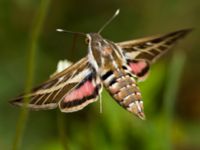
[0,0,200,150]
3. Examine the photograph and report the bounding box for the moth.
[10,9,191,120]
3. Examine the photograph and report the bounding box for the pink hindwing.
[128,59,150,81]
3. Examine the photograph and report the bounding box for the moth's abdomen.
[101,70,145,119]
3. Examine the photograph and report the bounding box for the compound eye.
[85,38,89,44]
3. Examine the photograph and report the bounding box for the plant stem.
[12,1,50,150]
[57,112,69,150]
[163,51,186,150]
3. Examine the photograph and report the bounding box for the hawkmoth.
[10,9,191,120]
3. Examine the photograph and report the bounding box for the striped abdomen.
[101,69,145,119]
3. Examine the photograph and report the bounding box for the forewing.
[117,29,191,63]
[117,29,192,80]
[10,57,101,111]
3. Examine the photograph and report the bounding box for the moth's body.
[87,33,145,119]
[10,17,191,119]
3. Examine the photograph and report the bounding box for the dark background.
[0,0,199,150]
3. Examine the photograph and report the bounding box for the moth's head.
[86,33,104,46]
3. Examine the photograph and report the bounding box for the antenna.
[98,9,120,34]
[56,29,86,37]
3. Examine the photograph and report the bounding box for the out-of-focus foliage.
[0,0,200,150]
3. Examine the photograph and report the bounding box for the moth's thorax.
[87,33,124,71]
[87,33,113,55]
